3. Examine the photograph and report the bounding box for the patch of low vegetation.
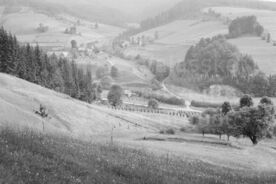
[1,128,276,183]
[148,98,159,109]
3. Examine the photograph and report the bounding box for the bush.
[148,99,159,109]
[190,116,200,125]
[165,129,175,135]
[221,102,232,115]
[240,94,253,108]
[260,96,273,105]
[180,127,187,132]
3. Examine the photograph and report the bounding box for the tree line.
[0,27,101,103]
[191,95,275,145]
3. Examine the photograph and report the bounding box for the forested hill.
[139,0,276,32]
[0,27,101,103]
[171,35,276,97]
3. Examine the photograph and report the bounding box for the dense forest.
[228,16,264,38]
[0,27,100,103]
[171,35,276,97]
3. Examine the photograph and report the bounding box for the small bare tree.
[35,104,49,131]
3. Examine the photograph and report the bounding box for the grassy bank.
[0,128,276,184]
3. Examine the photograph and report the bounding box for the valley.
[1,0,276,183]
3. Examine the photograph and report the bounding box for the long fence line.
[107,104,201,118]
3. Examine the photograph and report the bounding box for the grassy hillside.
[2,73,276,177]
[0,6,124,49]
[0,0,127,25]
[208,7,276,40]
[0,72,189,137]
[124,20,228,67]
[2,128,276,184]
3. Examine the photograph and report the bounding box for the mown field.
[1,128,276,184]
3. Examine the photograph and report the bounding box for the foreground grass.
[0,128,276,184]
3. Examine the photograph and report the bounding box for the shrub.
[148,99,159,109]
[165,129,175,135]
[260,96,273,105]
[190,116,200,125]
[221,102,232,115]
[180,127,186,132]
[240,94,253,108]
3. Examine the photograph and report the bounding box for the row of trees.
[0,27,101,103]
[191,95,275,144]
